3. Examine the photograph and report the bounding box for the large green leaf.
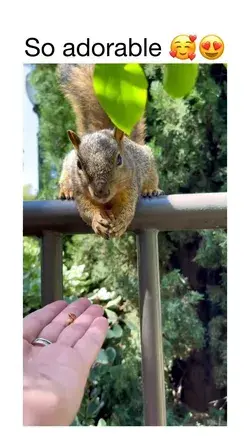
[93,64,148,135]
[163,64,199,98]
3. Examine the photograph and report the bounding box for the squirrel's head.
[67,128,126,204]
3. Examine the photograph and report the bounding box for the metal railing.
[23,192,227,426]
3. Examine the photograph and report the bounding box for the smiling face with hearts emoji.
[199,35,224,60]
[170,34,197,60]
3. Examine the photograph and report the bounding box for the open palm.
[23,298,108,426]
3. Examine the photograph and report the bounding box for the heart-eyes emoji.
[199,35,224,60]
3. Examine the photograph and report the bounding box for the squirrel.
[57,64,163,239]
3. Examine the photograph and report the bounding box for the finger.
[23,300,68,343]
[36,298,91,344]
[74,317,109,372]
[57,305,104,347]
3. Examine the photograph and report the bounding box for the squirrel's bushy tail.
[57,64,146,145]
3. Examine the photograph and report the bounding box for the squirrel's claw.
[59,194,74,201]
[153,189,165,197]
[141,188,165,198]
[59,188,74,200]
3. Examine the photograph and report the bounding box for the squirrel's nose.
[94,188,110,199]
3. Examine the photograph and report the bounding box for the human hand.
[23,298,108,426]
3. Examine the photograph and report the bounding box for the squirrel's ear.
[114,127,124,144]
[67,130,81,151]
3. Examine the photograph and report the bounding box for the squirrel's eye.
[116,154,122,166]
[77,160,83,170]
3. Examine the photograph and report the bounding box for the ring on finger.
[32,337,53,346]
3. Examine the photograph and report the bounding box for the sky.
[23,65,39,194]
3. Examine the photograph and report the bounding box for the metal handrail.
[23,192,227,235]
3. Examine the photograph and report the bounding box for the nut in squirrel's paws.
[141,188,165,198]
[92,212,114,239]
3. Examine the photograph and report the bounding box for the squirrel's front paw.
[92,213,113,239]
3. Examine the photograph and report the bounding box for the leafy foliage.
[29,65,75,200]
[161,270,205,363]
[23,237,41,315]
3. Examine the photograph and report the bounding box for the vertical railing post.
[41,231,63,306]
[136,229,166,426]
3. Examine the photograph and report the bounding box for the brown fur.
[58,64,163,238]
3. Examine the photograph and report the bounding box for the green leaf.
[106,346,117,363]
[163,64,199,98]
[106,295,122,308]
[111,324,123,338]
[105,308,118,323]
[96,349,109,364]
[106,328,115,339]
[97,418,107,426]
[106,324,123,339]
[93,64,148,135]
